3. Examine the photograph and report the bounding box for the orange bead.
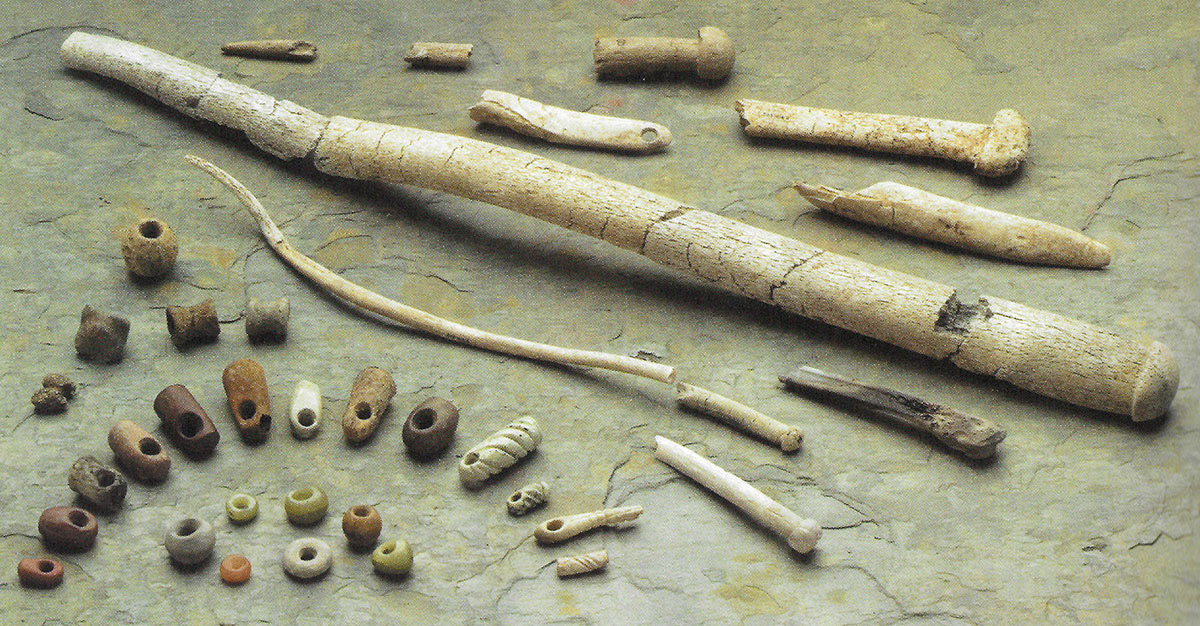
[219,554,251,585]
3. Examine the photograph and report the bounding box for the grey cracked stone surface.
[0,1,1196,624]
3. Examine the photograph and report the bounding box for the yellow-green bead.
[371,539,413,577]
[284,486,328,526]
[226,493,258,524]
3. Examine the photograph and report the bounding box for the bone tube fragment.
[60,33,1178,421]
[594,26,734,81]
[221,40,317,62]
[654,436,820,554]
[557,550,608,577]
[469,90,671,153]
[675,384,802,452]
[404,42,471,68]
[796,182,1110,268]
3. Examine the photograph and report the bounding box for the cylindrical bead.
[107,420,171,482]
[404,42,472,68]
[285,486,328,526]
[556,550,608,577]
[68,455,127,513]
[166,299,220,348]
[38,506,98,552]
[244,297,289,343]
[74,305,129,363]
[289,380,322,439]
[154,384,220,458]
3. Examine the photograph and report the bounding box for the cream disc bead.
[281,537,332,580]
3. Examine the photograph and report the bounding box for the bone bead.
[221,40,317,62]
[31,387,68,414]
[285,486,328,526]
[507,481,549,517]
[458,416,541,488]
[468,90,673,153]
[289,380,322,439]
[226,493,258,524]
[17,558,63,588]
[108,420,171,483]
[119,217,177,278]
[222,358,272,443]
[557,550,608,577]
[534,505,642,544]
[341,367,396,444]
[282,538,332,579]
[154,384,220,459]
[404,42,472,68]
[166,299,220,348]
[594,26,734,81]
[401,397,458,460]
[38,506,98,552]
[68,455,127,513]
[164,517,215,565]
[74,305,129,363]
[371,539,413,577]
[342,505,382,550]
[244,297,289,343]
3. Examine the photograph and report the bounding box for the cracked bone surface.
[469,89,672,153]
[654,435,821,554]
[534,505,643,544]
[736,99,1031,177]
[62,32,1178,420]
[594,26,734,81]
[795,182,1111,268]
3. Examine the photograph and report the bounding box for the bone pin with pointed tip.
[469,90,672,153]
[534,505,643,545]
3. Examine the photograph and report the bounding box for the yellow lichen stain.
[715,583,786,616]
[558,591,581,616]
[450,383,484,409]
[827,588,848,604]
[186,242,239,269]
[400,273,476,322]
[733,552,766,564]
[311,227,374,272]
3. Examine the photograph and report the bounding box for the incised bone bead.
[289,380,322,439]
[458,416,541,488]
[166,299,220,348]
[285,486,328,526]
[370,539,413,577]
[164,517,215,565]
[74,305,129,363]
[244,297,289,343]
[222,358,272,443]
[506,481,550,517]
[120,217,178,279]
[17,557,63,588]
[219,554,251,584]
[401,396,458,460]
[226,493,258,524]
[282,537,332,580]
[38,506,98,552]
[341,504,382,550]
[154,384,220,459]
[107,420,171,483]
[31,387,68,414]
[42,373,76,398]
[68,455,127,513]
[557,549,608,577]
[341,367,396,444]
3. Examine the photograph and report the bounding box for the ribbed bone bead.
[458,416,541,488]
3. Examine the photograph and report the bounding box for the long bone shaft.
[61,32,1178,421]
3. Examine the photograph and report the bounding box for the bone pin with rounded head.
[594,26,734,81]
[654,435,820,554]
[534,505,643,545]
[736,99,1030,177]
[469,90,672,153]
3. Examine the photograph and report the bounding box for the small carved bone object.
[31,387,68,415]
[594,26,734,81]
[459,416,541,488]
[779,366,1006,459]
[341,367,396,444]
[676,383,803,453]
[74,305,129,363]
[223,358,272,443]
[654,435,821,554]
[404,42,472,69]
[557,550,608,577]
[68,455,127,513]
[108,420,171,483]
[289,379,322,439]
[402,396,459,460]
[507,481,550,517]
[166,299,220,348]
[154,384,221,459]
[534,505,642,545]
[244,297,289,343]
[221,40,317,62]
[119,217,177,278]
[795,181,1110,268]
[469,90,672,153]
[736,99,1030,177]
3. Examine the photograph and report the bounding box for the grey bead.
[164,517,215,565]
[507,481,550,516]
[68,456,127,513]
[282,537,332,579]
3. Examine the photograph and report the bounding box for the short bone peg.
[594,26,734,81]
[341,367,396,444]
[534,505,643,545]
[404,42,472,69]
[221,40,317,62]
[223,358,272,443]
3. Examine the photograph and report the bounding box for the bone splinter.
[469,89,672,153]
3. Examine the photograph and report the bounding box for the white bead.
[458,416,541,488]
[281,537,332,579]
[289,380,322,439]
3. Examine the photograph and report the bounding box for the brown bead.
[119,217,178,279]
[74,305,130,363]
[68,456,127,513]
[108,420,171,483]
[401,397,459,460]
[38,506,98,552]
[31,387,68,414]
[341,505,382,550]
[166,299,220,348]
[17,558,63,589]
[219,554,251,585]
[154,384,220,459]
[42,373,76,399]
[341,367,396,444]
[222,358,272,444]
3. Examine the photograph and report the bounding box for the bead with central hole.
[153,384,220,459]
[17,558,63,589]
[74,305,130,363]
[226,493,258,524]
[285,486,328,526]
[68,455,127,513]
[219,554,252,585]
[341,367,396,444]
[108,420,171,483]
[289,380,322,439]
[38,506,98,552]
[164,517,215,565]
[401,397,459,460]
[165,299,220,348]
[282,538,332,580]
[342,505,382,550]
[222,358,272,444]
[371,539,413,577]
[120,217,178,278]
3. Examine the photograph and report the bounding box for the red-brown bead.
[37,506,98,552]
[17,558,63,588]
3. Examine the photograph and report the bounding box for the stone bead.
[120,217,178,279]
[107,420,171,483]
[31,387,68,415]
[371,539,413,577]
[401,397,459,460]
[17,558,63,589]
[244,297,289,343]
[38,506,98,552]
[74,305,130,363]
[341,367,396,444]
[222,358,272,444]
[226,493,258,524]
[219,554,251,585]
[285,486,328,526]
[154,384,220,459]
[42,373,76,398]
[282,538,332,580]
[506,481,550,517]
[67,455,127,513]
[166,299,220,348]
[341,505,382,550]
[164,517,215,565]
[289,380,321,439]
